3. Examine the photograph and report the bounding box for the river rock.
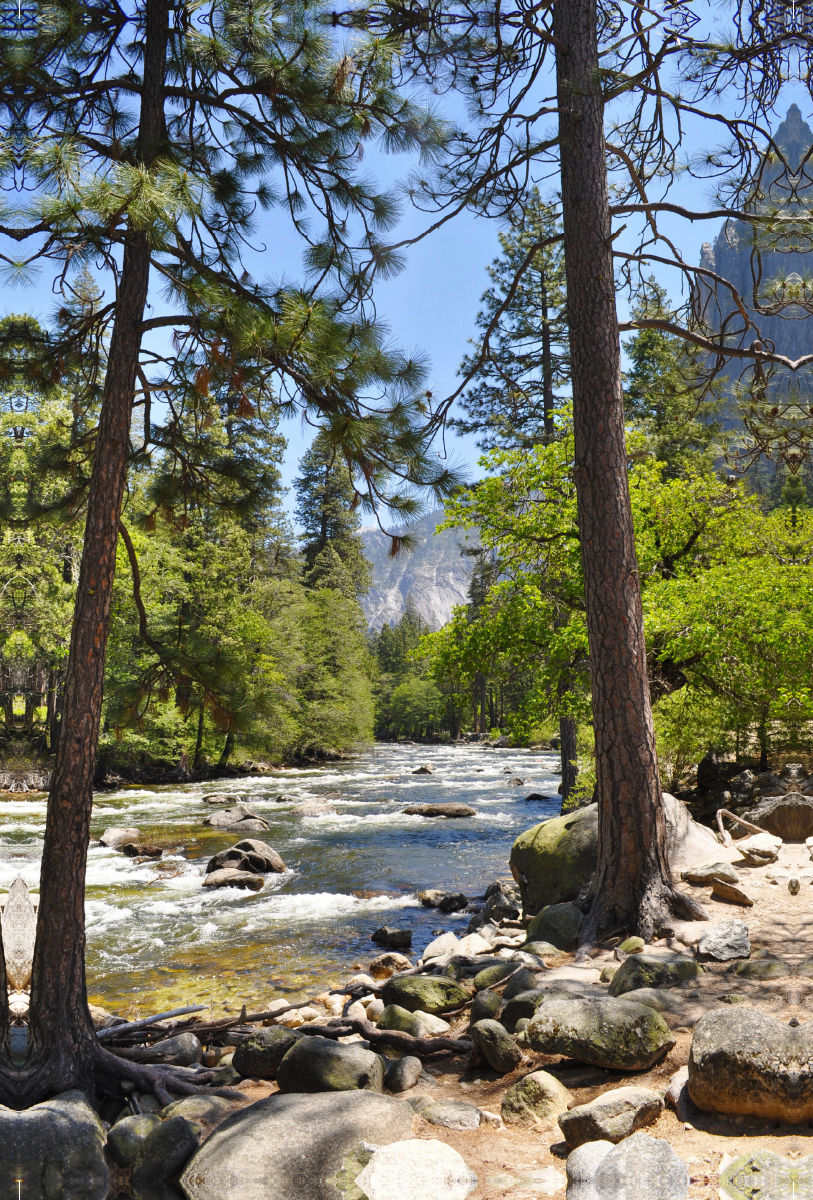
[377,1005,450,1037]
[526,997,675,1070]
[422,1101,482,1130]
[371,926,412,949]
[147,1032,203,1066]
[108,1114,163,1167]
[696,920,750,962]
[423,931,459,961]
[203,792,232,804]
[276,1034,384,1093]
[471,989,502,1024]
[384,1055,422,1092]
[501,967,544,1000]
[510,793,719,913]
[558,1086,664,1149]
[355,1140,478,1200]
[689,1009,813,1120]
[501,1070,572,1127]
[711,878,754,906]
[202,868,264,891]
[100,825,141,847]
[470,1019,522,1073]
[131,1116,200,1200]
[402,803,476,818]
[382,975,469,1014]
[413,764,435,774]
[580,1133,689,1200]
[455,932,492,956]
[473,961,517,991]
[439,891,470,912]
[680,861,740,885]
[206,839,285,875]
[3,874,36,991]
[179,1091,415,1200]
[204,805,269,830]
[500,989,549,1032]
[369,951,412,977]
[0,1090,109,1199]
[233,1027,303,1079]
[608,952,702,996]
[293,801,337,816]
[565,1140,614,1200]
[526,902,582,950]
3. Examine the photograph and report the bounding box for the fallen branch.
[97,1005,207,1041]
[299,1016,472,1058]
[715,807,770,847]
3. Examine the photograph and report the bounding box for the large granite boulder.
[0,1090,108,1199]
[510,793,719,912]
[108,1114,163,1167]
[382,975,469,1014]
[501,1070,572,1127]
[276,1035,385,1093]
[377,1005,450,1038]
[608,952,702,997]
[689,1009,813,1121]
[526,997,675,1070]
[740,791,813,841]
[558,1086,663,1149]
[179,1091,415,1200]
[696,920,750,962]
[354,1140,477,1200]
[233,1027,303,1080]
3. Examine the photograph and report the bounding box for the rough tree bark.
[7,0,169,1106]
[559,715,578,805]
[553,0,706,943]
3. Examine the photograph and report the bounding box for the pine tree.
[295,431,372,597]
[455,192,569,450]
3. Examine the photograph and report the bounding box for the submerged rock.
[402,803,476,818]
[371,927,412,950]
[202,868,264,891]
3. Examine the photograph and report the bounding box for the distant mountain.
[360,511,476,630]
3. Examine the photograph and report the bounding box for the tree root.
[94,1044,246,1107]
[299,1017,471,1058]
[577,881,709,954]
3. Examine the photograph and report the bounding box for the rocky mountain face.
[360,511,475,630]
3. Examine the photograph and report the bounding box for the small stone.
[525,902,582,950]
[522,940,560,957]
[100,826,140,848]
[469,1019,522,1074]
[735,832,782,865]
[384,1056,422,1092]
[681,860,740,885]
[558,1086,664,1149]
[369,952,412,978]
[711,878,754,906]
[600,964,618,983]
[470,989,502,1024]
[147,1032,203,1066]
[371,927,412,950]
[501,1070,572,1127]
[377,1005,450,1038]
[421,1101,481,1130]
[790,876,801,895]
[107,1114,163,1167]
[412,764,435,774]
[696,920,751,962]
[354,1139,478,1200]
[423,931,460,961]
[618,937,644,954]
[472,961,516,991]
[366,998,385,1022]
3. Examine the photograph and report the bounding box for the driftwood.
[97,1005,207,1041]
[715,807,771,848]
[299,1016,472,1058]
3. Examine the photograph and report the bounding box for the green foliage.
[369,598,434,737]
[295,430,372,597]
[388,676,444,738]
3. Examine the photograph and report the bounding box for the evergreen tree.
[295,431,372,597]
[455,192,569,450]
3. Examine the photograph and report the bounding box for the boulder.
[276,1035,385,1093]
[740,791,813,841]
[100,826,141,847]
[586,1133,688,1200]
[421,1101,482,1130]
[161,1096,238,1127]
[735,832,782,865]
[412,764,435,774]
[371,926,412,950]
[204,805,268,830]
[501,1070,572,1127]
[293,801,336,816]
[565,1140,614,1200]
[131,1115,200,1200]
[0,1090,108,1199]
[526,997,675,1070]
[203,793,232,804]
[689,1009,813,1121]
[454,932,492,957]
[470,990,503,1024]
[729,958,790,980]
[608,952,702,996]
[369,951,412,978]
[473,962,517,991]
[696,920,750,962]
[179,1091,415,1200]
[355,1139,478,1200]
[680,861,740,885]
[206,839,285,875]
[718,1150,813,1200]
[384,1056,423,1092]
[419,889,468,911]
[202,868,264,891]
[510,793,719,913]
[711,878,754,906]
[558,1086,663,1149]
[382,975,469,1015]
[108,1114,163,1167]
[402,803,476,818]
[233,1027,302,1080]
[500,989,548,1033]
[525,902,582,951]
[470,1019,522,1074]
[423,931,459,961]
[502,967,545,1000]
[147,1032,203,1066]
[377,1005,450,1037]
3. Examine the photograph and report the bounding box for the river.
[0,743,561,1018]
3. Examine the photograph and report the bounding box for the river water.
[0,743,561,1018]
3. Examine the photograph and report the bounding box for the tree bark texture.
[553,0,704,941]
[559,715,578,804]
[9,0,169,1107]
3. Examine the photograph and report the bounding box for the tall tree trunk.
[553,0,705,943]
[193,702,206,769]
[15,0,169,1106]
[218,730,235,767]
[559,715,578,805]
[540,281,555,438]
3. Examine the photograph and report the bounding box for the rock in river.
[526,997,675,1070]
[276,1035,385,1093]
[558,1086,664,1149]
[689,1009,813,1121]
[204,805,269,831]
[206,838,286,875]
[382,975,470,1015]
[402,803,476,818]
[371,926,412,950]
[100,826,141,848]
[179,1091,415,1200]
[202,868,264,891]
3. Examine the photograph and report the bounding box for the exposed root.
[94,1044,246,1107]
[300,1017,471,1058]
[577,881,710,952]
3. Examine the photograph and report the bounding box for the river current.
[0,743,561,1017]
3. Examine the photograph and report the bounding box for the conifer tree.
[295,431,373,597]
